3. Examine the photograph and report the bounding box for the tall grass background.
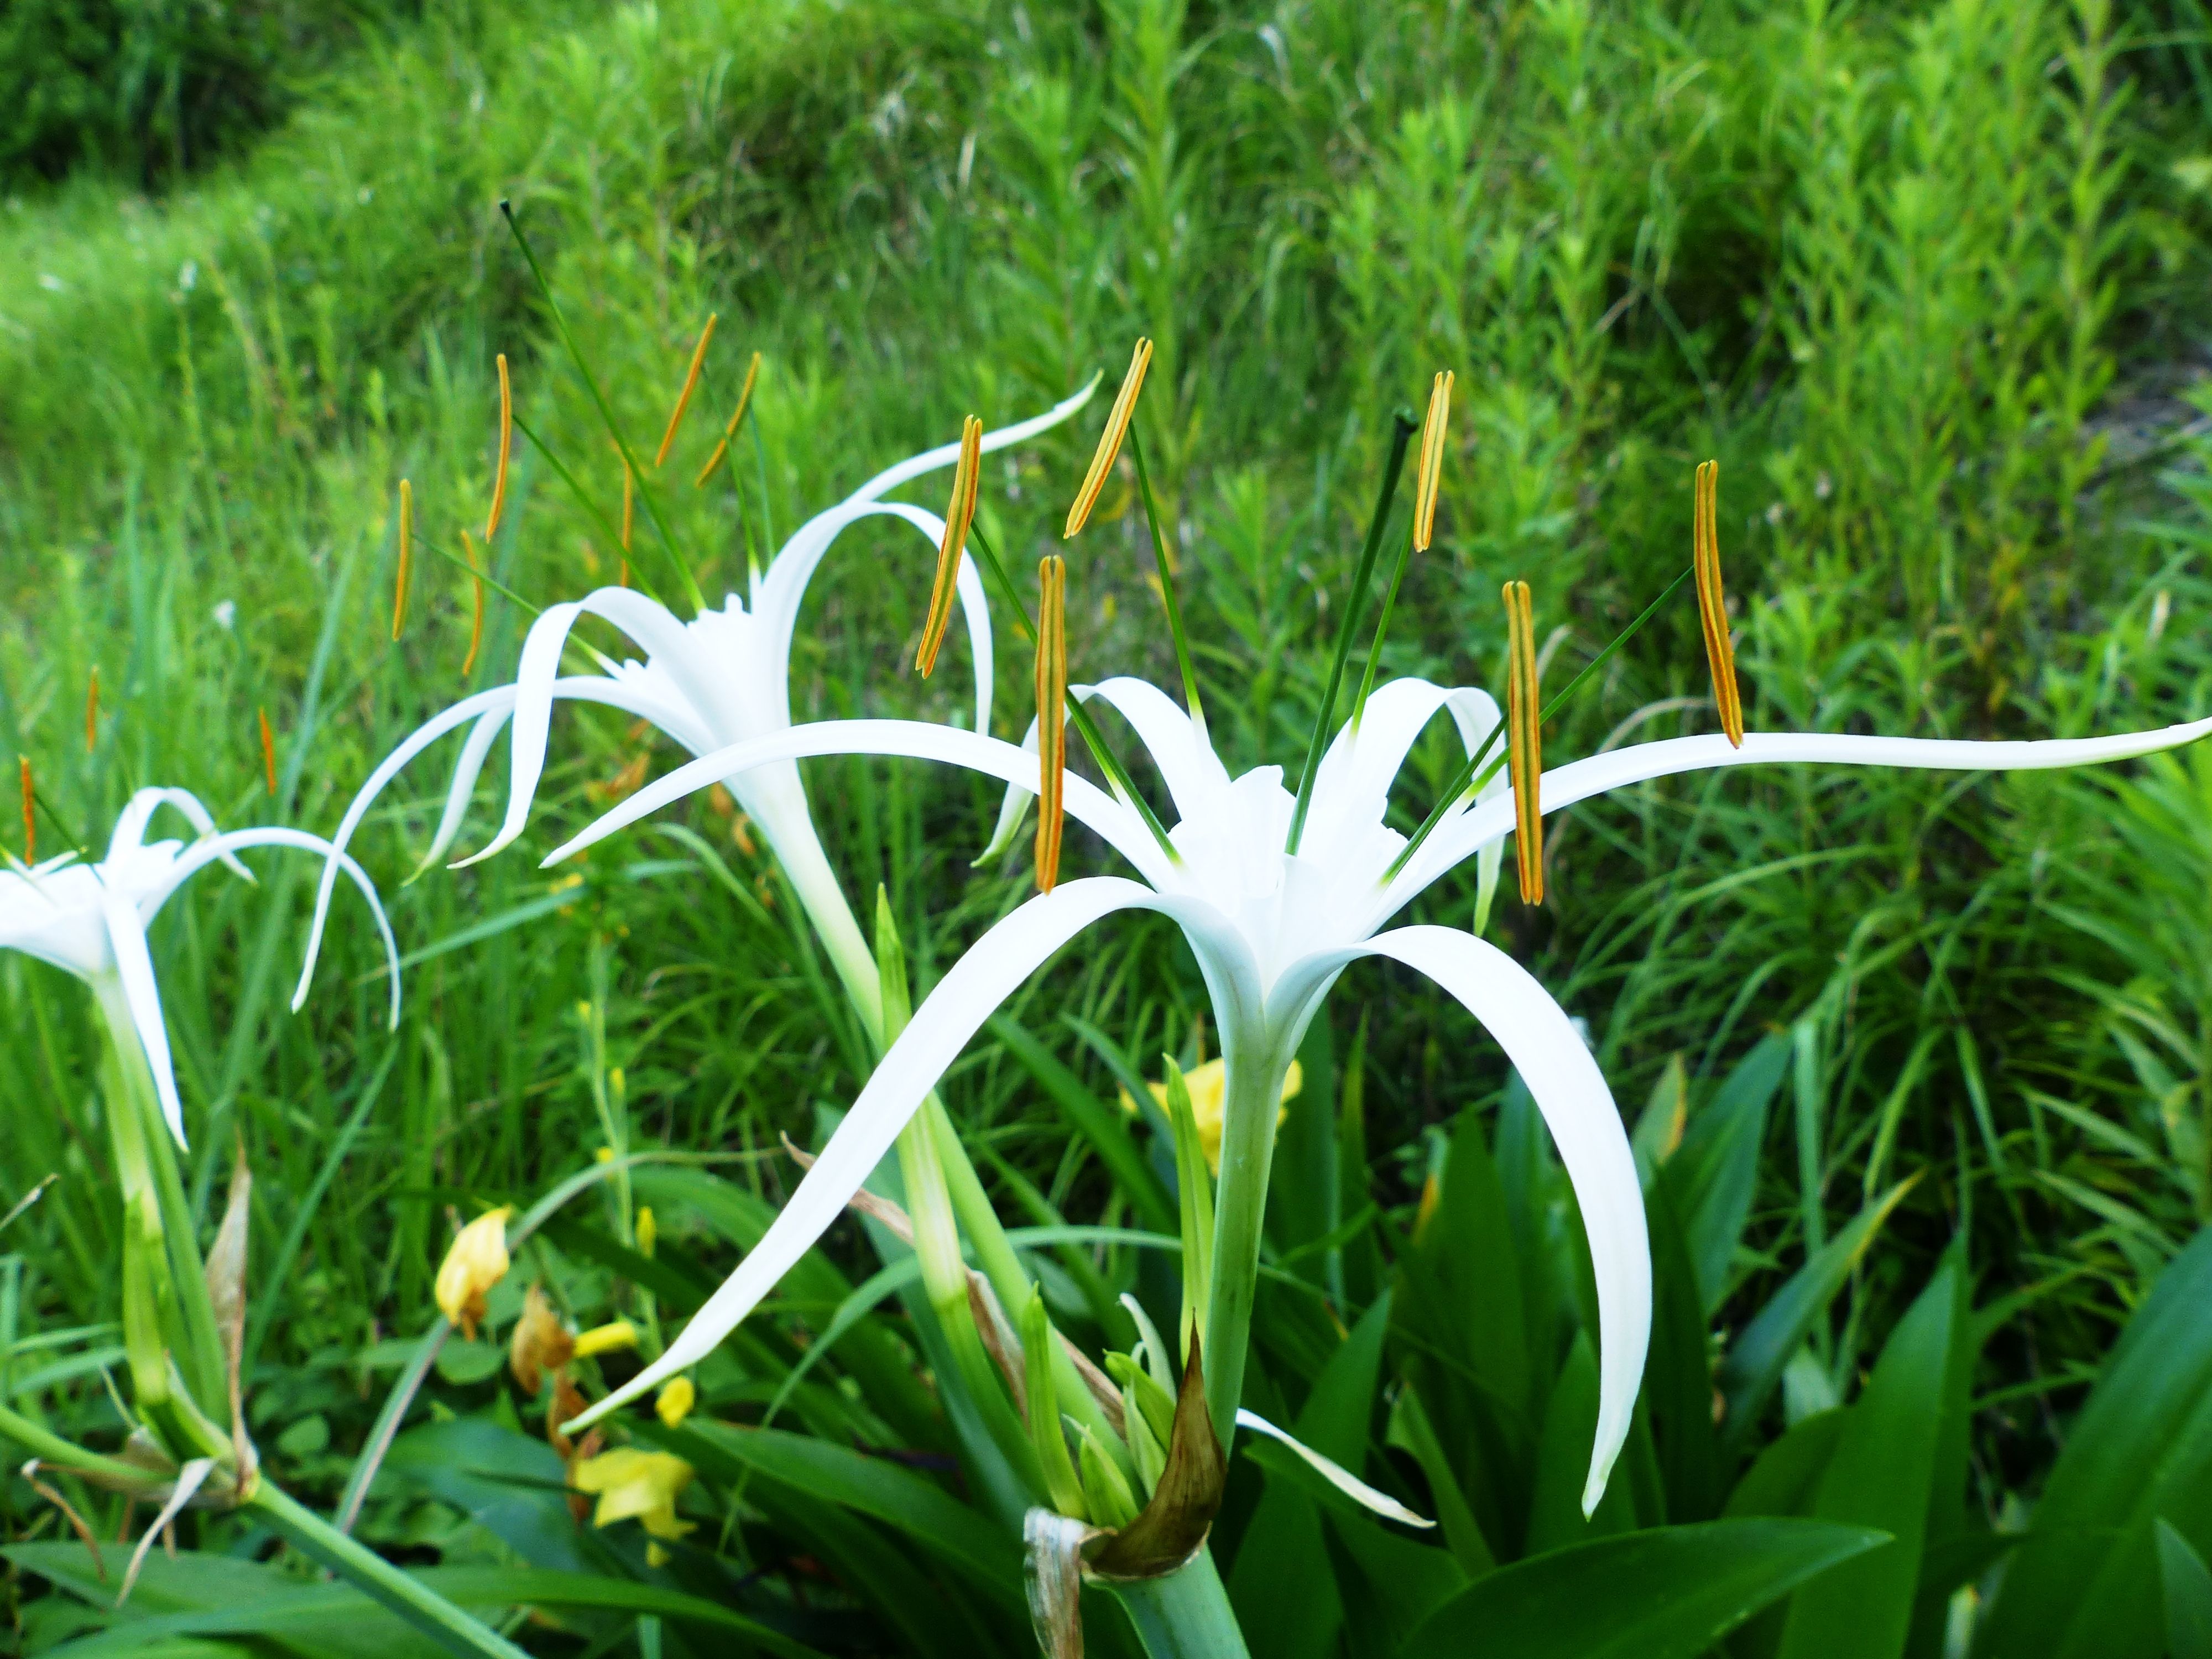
[3,0,2211,1624]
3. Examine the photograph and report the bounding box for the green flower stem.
[1111,1545,1251,1658]
[249,1480,535,1659]
[1200,1032,1300,1446]
[0,1400,161,1488]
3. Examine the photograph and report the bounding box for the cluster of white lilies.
[14,295,2212,1651]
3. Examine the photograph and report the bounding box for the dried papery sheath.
[393,480,413,641]
[1504,579,1543,904]
[485,354,512,541]
[1065,338,1152,539]
[1413,370,1453,552]
[916,415,983,677]
[694,349,763,487]
[1694,460,1743,747]
[655,314,718,468]
[1035,555,1068,893]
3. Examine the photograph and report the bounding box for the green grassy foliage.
[4,0,2212,1649]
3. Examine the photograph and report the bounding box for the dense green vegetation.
[4,0,2212,1652]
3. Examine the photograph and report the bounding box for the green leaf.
[990,1014,1175,1233]
[2159,1519,2212,1659]
[1397,1519,1888,1659]
[1525,1333,1636,1553]
[1725,1410,1849,1520]
[1776,1255,1966,1659]
[1644,1175,1723,1523]
[1665,1032,1791,1313]
[1977,1225,2212,1659]
[1718,1177,1916,1455]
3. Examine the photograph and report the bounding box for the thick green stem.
[1201,1036,1297,1446]
[251,1481,534,1659]
[1111,1545,1250,1658]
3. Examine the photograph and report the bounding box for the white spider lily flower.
[552,675,2212,1511]
[289,383,1098,1018]
[3,787,396,1147]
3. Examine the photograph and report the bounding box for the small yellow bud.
[635,1206,656,1259]
[655,1376,696,1430]
[1119,1059,1303,1176]
[570,1449,696,1556]
[435,1207,512,1339]
[509,1282,574,1395]
[572,1319,639,1360]
[595,1146,615,1164]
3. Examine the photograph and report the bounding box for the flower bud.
[434,1207,511,1339]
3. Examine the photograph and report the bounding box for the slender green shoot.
[498,201,706,613]
[1287,411,1420,854]
[1351,518,1418,729]
[1385,564,1695,882]
[1126,423,1206,742]
[420,533,542,618]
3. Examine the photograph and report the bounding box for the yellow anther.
[1065,338,1153,539]
[393,479,413,642]
[1034,555,1068,894]
[84,669,98,754]
[1413,370,1454,552]
[259,707,276,796]
[916,415,982,678]
[1504,579,1543,906]
[693,349,763,488]
[1694,460,1743,748]
[654,313,718,469]
[434,1206,512,1340]
[485,353,512,542]
[572,1319,639,1360]
[619,451,635,555]
[461,529,486,677]
[19,758,33,864]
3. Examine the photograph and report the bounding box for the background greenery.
[3,0,2212,1651]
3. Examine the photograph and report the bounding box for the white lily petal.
[953,549,995,740]
[109,789,255,883]
[1076,679,1232,822]
[567,875,1175,1430]
[101,889,187,1147]
[1307,679,1499,865]
[413,703,520,881]
[1387,716,2212,926]
[977,718,1040,867]
[538,719,1172,889]
[838,380,1100,508]
[1234,1408,1434,1529]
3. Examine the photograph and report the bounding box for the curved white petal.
[108,789,253,883]
[538,719,1174,890]
[1234,1408,1434,1528]
[837,379,1100,508]
[153,829,403,1032]
[1277,926,1647,1516]
[101,889,187,1147]
[953,549,995,740]
[1305,679,1500,867]
[1385,716,2212,928]
[567,874,1180,1430]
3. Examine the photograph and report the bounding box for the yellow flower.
[1118,1058,1303,1175]
[572,1319,639,1360]
[435,1207,512,1339]
[509,1282,574,1394]
[572,1448,695,1563]
[655,1376,696,1430]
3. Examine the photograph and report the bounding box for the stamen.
[1694,460,1743,747]
[259,707,277,796]
[620,452,635,556]
[916,415,983,677]
[1034,555,1068,894]
[485,353,513,541]
[1413,371,1453,552]
[1504,580,1543,905]
[1065,338,1152,539]
[694,349,763,488]
[461,530,486,677]
[19,758,32,864]
[393,480,413,642]
[84,669,98,754]
[654,313,718,468]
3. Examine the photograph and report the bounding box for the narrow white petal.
[100,891,187,1147]
[109,789,254,882]
[567,875,1167,1430]
[1076,679,1231,822]
[953,549,995,740]
[838,380,1100,508]
[538,719,1171,888]
[1307,679,1499,863]
[1234,1408,1434,1528]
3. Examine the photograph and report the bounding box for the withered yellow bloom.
[916,415,983,678]
[654,314,718,468]
[655,1376,697,1430]
[572,1319,639,1360]
[509,1282,575,1395]
[1503,579,1543,905]
[435,1206,511,1339]
[1413,371,1454,552]
[485,354,512,542]
[1119,1058,1303,1176]
[392,479,414,642]
[1034,555,1068,893]
[1064,338,1152,539]
[693,349,763,488]
[1693,460,1743,747]
[571,1448,696,1564]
